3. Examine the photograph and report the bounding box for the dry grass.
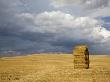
[0,54,110,82]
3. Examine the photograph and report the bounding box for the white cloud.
[18,11,110,45]
[84,0,109,9]
[50,0,85,7]
[88,7,110,17]
[51,0,110,9]
[50,0,110,17]
[1,0,110,54]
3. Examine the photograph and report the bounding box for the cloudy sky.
[0,0,110,55]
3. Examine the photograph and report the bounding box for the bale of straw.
[73,45,89,69]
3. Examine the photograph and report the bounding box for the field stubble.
[0,54,110,82]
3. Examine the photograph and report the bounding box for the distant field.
[0,54,110,82]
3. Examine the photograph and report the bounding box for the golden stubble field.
[0,54,110,82]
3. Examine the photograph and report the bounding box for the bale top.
[73,45,88,55]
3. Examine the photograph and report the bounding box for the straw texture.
[73,45,89,69]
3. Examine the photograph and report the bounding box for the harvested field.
[0,54,110,82]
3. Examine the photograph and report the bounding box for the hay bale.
[73,45,89,69]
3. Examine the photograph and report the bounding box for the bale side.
[73,45,89,69]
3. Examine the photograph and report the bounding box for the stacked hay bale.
[73,45,89,69]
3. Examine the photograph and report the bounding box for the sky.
[0,0,110,55]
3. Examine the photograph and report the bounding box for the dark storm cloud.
[0,0,110,55]
[0,0,67,55]
[0,0,52,54]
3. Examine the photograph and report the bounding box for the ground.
[0,54,110,82]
